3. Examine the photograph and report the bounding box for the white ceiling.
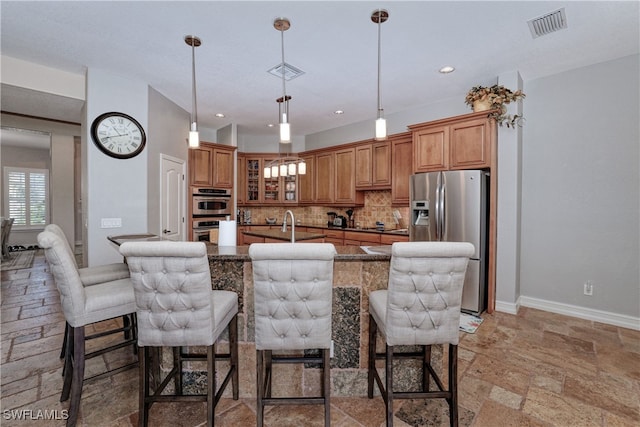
[1,1,638,138]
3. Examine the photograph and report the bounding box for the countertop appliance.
[410,170,489,314]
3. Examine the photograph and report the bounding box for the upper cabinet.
[237,154,246,205]
[298,153,315,204]
[335,147,364,205]
[240,155,299,205]
[314,151,335,204]
[410,111,495,173]
[355,140,391,189]
[189,142,236,188]
[390,132,412,206]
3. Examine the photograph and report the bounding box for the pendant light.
[185,35,201,148]
[262,17,306,179]
[275,18,291,144]
[371,9,388,141]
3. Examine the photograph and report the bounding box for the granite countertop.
[206,244,391,261]
[240,223,409,236]
[241,228,327,242]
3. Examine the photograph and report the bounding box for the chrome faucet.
[281,210,296,243]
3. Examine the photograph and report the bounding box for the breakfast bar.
[206,244,404,398]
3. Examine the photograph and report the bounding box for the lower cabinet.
[344,231,381,246]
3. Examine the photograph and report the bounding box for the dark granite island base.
[206,245,399,398]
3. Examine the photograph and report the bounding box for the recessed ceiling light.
[334,110,344,115]
[439,66,455,74]
[215,113,225,118]
[267,123,275,128]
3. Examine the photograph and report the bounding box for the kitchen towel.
[218,220,237,246]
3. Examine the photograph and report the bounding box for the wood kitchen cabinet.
[355,140,391,189]
[315,151,335,204]
[236,154,245,205]
[298,153,315,204]
[335,148,364,205]
[410,111,494,173]
[190,143,215,187]
[240,154,299,205]
[189,142,235,188]
[343,230,381,246]
[380,233,409,244]
[390,132,412,206]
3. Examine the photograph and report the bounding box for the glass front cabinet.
[242,155,298,205]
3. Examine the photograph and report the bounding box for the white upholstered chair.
[37,230,138,427]
[249,243,337,427]
[44,224,132,361]
[119,241,239,427]
[367,241,474,427]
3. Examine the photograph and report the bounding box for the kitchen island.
[206,244,408,399]
[241,227,327,243]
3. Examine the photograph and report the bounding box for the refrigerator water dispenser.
[411,200,430,226]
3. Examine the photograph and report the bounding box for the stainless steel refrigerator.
[410,170,488,314]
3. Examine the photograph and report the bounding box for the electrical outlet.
[100,218,122,228]
[583,281,594,296]
[330,340,334,358]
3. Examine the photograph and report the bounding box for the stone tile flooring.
[1,252,639,426]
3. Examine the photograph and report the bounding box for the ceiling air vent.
[268,62,305,81]
[527,8,567,39]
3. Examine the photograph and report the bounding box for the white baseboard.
[496,296,640,331]
[495,299,520,315]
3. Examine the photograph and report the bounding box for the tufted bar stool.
[249,243,337,427]
[44,224,133,363]
[367,241,475,427]
[37,231,138,427]
[119,241,239,427]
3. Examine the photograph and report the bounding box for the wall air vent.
[267,62,305,81]
[527,8,567,39]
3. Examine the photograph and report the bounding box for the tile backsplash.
[238,190,409,230]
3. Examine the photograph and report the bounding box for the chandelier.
[263,156,306,178]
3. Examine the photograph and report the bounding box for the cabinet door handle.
[163,229,171,234]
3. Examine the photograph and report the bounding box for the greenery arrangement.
[465,85,526,128]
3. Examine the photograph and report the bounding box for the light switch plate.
[100,218,122,228]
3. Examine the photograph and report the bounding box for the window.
[3,167,49,229]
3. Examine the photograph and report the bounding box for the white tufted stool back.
[249,243,337,427]
[368,241,474,427]
[38,230,137,427]
[250,243,336,351]
[120,241,235,347]
[119,241,239,427]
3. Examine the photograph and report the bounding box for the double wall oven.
[191,187,232,241]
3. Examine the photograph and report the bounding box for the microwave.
[192,188,231,217]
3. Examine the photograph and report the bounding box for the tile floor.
[1,251,639,426]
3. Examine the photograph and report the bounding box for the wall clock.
[90,112,146,159]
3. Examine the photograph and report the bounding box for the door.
[441,170,484,258]
[161,154,185,241]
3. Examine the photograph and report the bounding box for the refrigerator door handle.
[440,172,446,241]
[435,171,442,240]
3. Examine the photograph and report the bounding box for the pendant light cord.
[377,14,382,115]
[280,28,287,100]
[191,40,198,125]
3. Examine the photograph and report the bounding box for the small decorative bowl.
[265,217,277,225]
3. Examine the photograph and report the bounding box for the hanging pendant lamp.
[185,35,201,148]
[371,9,388,141]
[275,17,291,144]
